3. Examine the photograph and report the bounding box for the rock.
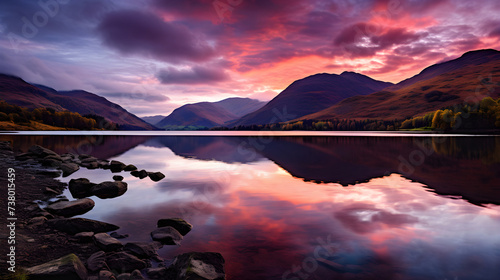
[88,277,99,280]
[26,253,88,280]
[116,273,131,280]
[130,270,145,280]
[42,155,63,167]
[91,181,128,199]
[69,178,96,198]
[148,172,165,182]
[61,162,80,177]
[79,154,92,159]
[94,233,123,251]
[113,175,124,181]
[44,154,63,161]
[98,160,110,168]
[105,252,146,273]
[99,270,116,280]
[169,252,225,280]
[110,232,129,239]
[124,242,161,260]
[131,170,148,179]
[150,226,183,245]
[146,267,167,279]
[109,160,126,172]
[123,164,137,171]
[74,231,94,243]
[45,198,95,217]
[81,157,98,163]
[29,145,59,158]
[157,218,192,236]
[15,152,35,161]
[87,251,107,272]
[28,216,47,226]
[47,218,119,234]
[81,161,100,169]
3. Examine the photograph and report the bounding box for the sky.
[0,0,499,117]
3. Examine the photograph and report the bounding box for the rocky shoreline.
[0,141,225,280]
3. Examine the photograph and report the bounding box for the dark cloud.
[101,92,170,102]
[365,55,414,74]
[157,65,229,84]
[97,9,216,63]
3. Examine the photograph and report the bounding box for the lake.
[1,132,500,280]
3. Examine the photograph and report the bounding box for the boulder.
[116,273,131,280]
[81,157,98,163]
[47,218,119,234]
[15,152,35,161]
[157,218,192,236]
[99,270,116,280]
[131,170,148,179]
[91,181,128,199]
[113,175,124,181]
[124,164,137,171]
[26,253,88,280]
[44,187,61,195]
[87,251,107,272]
[150,226,183,245]
[78,154,92,159]
[130,270,145,280]
[81,161,100,169]
[37,169,62,177]
[69,178,96,198]
[94,233,123,251]
[60,162,80,177]
[74,232,94,243]
[148,172,165,182]
[28,216,47,226]
[109,160,126,172]
[105,252,146,273]
[45,198,95,217]
[169,252,225,280]
[124,242,162,260]
[146,267,167,279]
[29,145,59,158]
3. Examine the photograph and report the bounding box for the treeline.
[0,100,118,130]
[401,97,500,130]
[213,96,500,131]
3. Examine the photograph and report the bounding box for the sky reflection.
[58,139,500,280]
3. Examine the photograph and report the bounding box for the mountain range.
[1,49,499,130]
[0,74,155,130]
[155,98,265,129]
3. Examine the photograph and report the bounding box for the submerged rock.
[169,252,225,280]
[45,198,95,217]
[110,232,129,239]
[26,253,88,280]
[148,172,165,182]
[94,233,123,251]
[47,218,119,234]
[113,175,124,181]
[69,178,96,198]
[157,218,192,236]
[105,252,146,273]
[131,169,148,179]
[91,181,128,199]
[150,226,183,245]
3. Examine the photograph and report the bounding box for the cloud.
[157,66,229,85]
[101,92,169,102]
[97,9,216,63]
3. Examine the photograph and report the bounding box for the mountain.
[0,74,155,130]
[229,72,393,126]
[141,115,166,126]
[298,49,500,121]
[156,98,265,128]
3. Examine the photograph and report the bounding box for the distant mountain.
[229,72,393,126]
[299,49,500,121]
[0,74,155,130]
[141,115,166,126]
[156,98,265,128]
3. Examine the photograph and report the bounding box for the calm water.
[2,133,500,280]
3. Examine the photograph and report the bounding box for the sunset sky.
[1,0,500,116]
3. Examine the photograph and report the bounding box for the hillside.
[141,115,166,126]
[229,72,393,126]
[156,98,265,129]
[299,49,500,121]
[0,74,155,130]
